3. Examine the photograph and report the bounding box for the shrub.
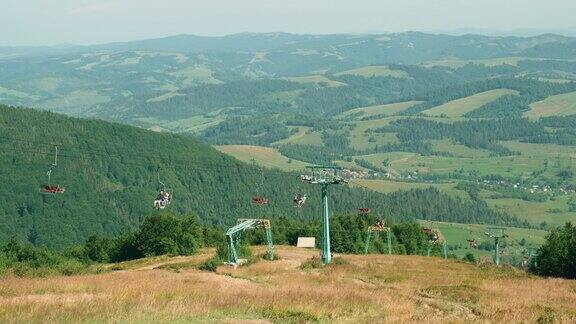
[300,257,323,270]
[531,222,576,279]
[198,258,220,272]
[463,252,476,263]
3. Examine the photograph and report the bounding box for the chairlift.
[358,188,371,214]
[40,146,65,194]
[293,193,307,208]
[422,227,439,242]
[153,168,172,209]
[251,196,269,205]
[467,229,478,249]
[251,164,268,205]
[467,239,478,249]
[374,217,386,229]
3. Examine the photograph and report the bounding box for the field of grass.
[485,196,576,227]
[283,75,345,87]
[418,221,548,258]
[170,66,223,86]
[334,65,410,78]
[41,90,111,111]
[429,139,491,158]
[146,91,184,103]
[526,91,576,118]
[351,179,467,198]
[337,101,421,119]
[422,57,532,68]
[348,116,401,150]
[0,86,37,100]
[277,128,324,146]
[159,115,224,133]
[1,246,574,322]
[355,149,548,179]
[423,89,518,117]
[215,145,309,171]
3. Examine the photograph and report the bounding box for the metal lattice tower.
[364,220,392,255]
[485,227,507,266]
[301,165,348,265]
[225,218,274,266]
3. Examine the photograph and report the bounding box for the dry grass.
[214,145,309,171]
[0,246,575,323]
[526,91,576,118]
[423,89,518,118]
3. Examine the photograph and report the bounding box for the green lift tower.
[485,227,508,266]
[301,165,347,265]
[225,218,274,266]
[364,219,392,255]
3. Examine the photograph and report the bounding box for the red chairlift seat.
[42,185,65,194]
[251,196,268,205]
[358,207,371,214]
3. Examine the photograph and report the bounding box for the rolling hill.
[1,105,527,249]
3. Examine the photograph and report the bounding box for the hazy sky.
[3,0,576,46]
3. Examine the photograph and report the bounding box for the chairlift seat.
[252,196,268,205]
[42,185,65,194]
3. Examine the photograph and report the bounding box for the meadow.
[526,90,576,118]
[423,89,518,118]
[0,246,574,323]
[215,145,309,171]
[418,220,548,258]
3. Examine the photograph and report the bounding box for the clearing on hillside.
[337,101,421,119]
[526,91,576,118]
[334,65,410,78]
[418,220,548,258]
[423,89,519,117]
[421,57,530,68]
[215,145,308,171]
[1,246,574,322]
[283,75,345,87]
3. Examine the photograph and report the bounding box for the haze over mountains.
[1,31,575,248]
[1,31,576,121]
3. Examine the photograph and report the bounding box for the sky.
[3,0,576,46]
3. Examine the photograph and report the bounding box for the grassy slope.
[349,116,400,150]
[215,145,309,171]
[337,101,421,119]
[1,246,574,322]
[352,142,576,227]
[334,65,410,78]
[277,128,323,146]
[526,91,576,118]
[421,57,534,68]
[351,179,467,198]
[486,196,576,227]
[282,75,345,87]
[272,126,314,145]
[423,89,519,117]
[418,220,548,258]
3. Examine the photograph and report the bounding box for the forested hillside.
[1,32,575,247]
[0,105,522,249]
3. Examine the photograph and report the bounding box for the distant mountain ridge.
[1,31,574,61]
